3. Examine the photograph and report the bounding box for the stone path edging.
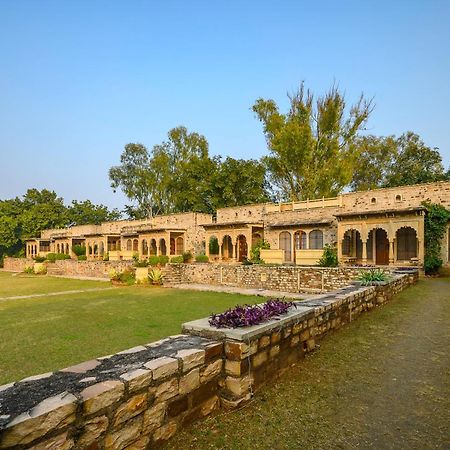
[0,287,115,302]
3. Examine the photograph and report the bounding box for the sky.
[1,0,449,211]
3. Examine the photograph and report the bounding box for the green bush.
[46,253,70,262]
[23,266,34,274]
[195,254,209,263]
[34,256,46,263]
[148,268,164,285]
[250,240,270,264]
[242,257,253,265]
[159,255,169,266]
[72,244,86,257]
[318,244,338,267]
[182,252,193,263]
[148,255,170,266]
[77,255,87,261]
[103,252,109,261]
[170,256,184,263]
[357,269,390,286]
[110,268,136,285]
[134,259,149,268]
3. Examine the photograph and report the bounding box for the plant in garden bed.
[182,252,193,263]
[33,256,46,263]
[148,255,169,266]
[72,244,86,258]
[318,244,338,267]
[77,255,87,261]
[195,254,209,263]
[170,256,184,263]
[23,266,34,274]
[148,268,164,285]
[250,240,270,264]
[357,269,390,286]
[109,268,136,285]
[46,253,71,262]
[134,259,149,268]
[209,298,296,328]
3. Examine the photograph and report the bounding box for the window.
[309,230,324,249]
[371,197,377,204]
[396,227,417,260]
[395,194,402,202]
[294,230,307,250]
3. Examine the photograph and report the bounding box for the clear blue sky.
[1,0,449,210]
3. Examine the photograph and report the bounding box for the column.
[362,240,367,265]
[389,240,395,265]
[205,234,210,260]
[418,239,424,267]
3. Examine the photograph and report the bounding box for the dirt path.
[0,287,115,301]
[166,277,450,450]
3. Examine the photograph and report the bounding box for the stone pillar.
[362,240,367,265]
[389,240,395,265]
[418,239,424,267]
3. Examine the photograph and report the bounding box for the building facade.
[26,181,450,268]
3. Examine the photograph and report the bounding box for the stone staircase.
[46,264,64,276]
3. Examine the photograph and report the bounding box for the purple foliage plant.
[209,298,296,328]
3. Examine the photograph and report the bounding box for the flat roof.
[267,218,333,228]
[334,206,426,218]
[202,221,264,229]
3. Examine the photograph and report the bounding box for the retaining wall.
[0,271,418,449]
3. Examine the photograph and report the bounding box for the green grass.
[166,277,450,450]
[0,273,259,384]
[0,271,107,297]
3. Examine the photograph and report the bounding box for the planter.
[135,267,149,284]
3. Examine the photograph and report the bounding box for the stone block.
[123,435,149,450]
[144,357,178,380]
[201,395,220,416]
[225,340,257,361]
[142,402,166,434]
[113,393,147,427]
[291,335,300,347]
[282,326,292,339]
[167,396,189,417]
[60,360,100,374]
[28,431,73,450]
[180,368,200,394]
[306,338,315,352]
[203,342,223,361]
[104,415,143,450]
[292,322,302,334]
[150,378,179,403]
[176,348,205,372]
[252,350,268,368]
[300,329,310,342]
[81,381,124,415]
[120,369,152,393]
[225,359,249,377]
[269,345,280,358]
[271,331,281,344]
[153,420,177,443]
[200,359,222,383]
[190,380,219,407]
[76,415,109,448]
[0,392,77,448]
[259,335,270,348]
[225,375,253,397]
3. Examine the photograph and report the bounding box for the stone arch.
[309,229,324,249]
[294,230,307,250]
[209,236,219,256]
[236,234,248,262]
[176,236,184,255]
[279,231,292,262]
[368,228,389,265]
[221,235,233,259]
[159,238,167,256]
[126,239,132,251]
[57,244,60,253]
[133,239,139,252]
[396,226,417,261]
[342,229,362,259]
[99,242,104,256]
[150,239,157,256]
[66,243,69,254]
[142,239,148,256]
[93,243,98,256]
[170,238,176,255]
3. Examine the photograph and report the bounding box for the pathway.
[0,287,115,301]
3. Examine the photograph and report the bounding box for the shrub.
[250,240,270,264]
[195,254,209,263]
[148,255,169,266]
[72,244,86,257]
[242,257,253,265]
[170,256,184,263]
[318,244,338,267]
[34,263,47,275]
[209,299,296,329]
[34,256,46,263]
[103,252,109,261]
[23,266,34,274]
[422,201,450,275]
[357,269,390,286]
[77,255,87,261]
[132,252,140,264]
[148,268,164,285]
[134,259,149,268]
[159,255,169,266]
[109,268,135,285]
[182,252,193,263]
[46,253,70,262]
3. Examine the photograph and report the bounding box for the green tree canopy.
[252,83,373,201]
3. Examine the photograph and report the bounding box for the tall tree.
[384,132,448,187]
[350,135,398,191]
[252,83,373,201]
[67,200,121,225]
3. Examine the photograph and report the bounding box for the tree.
[67,200,121,225]
[253,83,373,201]
[350,135,398,191]
[209,157,271,209]
[384,132,448,187]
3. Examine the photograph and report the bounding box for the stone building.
[26,181,450,269]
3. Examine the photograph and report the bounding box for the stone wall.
[2,257,34,272]
[164,263,398,292]
[0,272,418,448]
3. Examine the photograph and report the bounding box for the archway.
[65,243,69,255]
[132,239,139,252]
[309,230,324,249]
[396,227,417,261]
[368,228,389,265]
[150,239,157,256]
[159,239,167,256]
[176,236,184,255]
[221,235,233,259]
[279,231,292,262]
[126,239,132,251]
[142,239,148,256]
[236,235,248,262]
[342,229,362,260]
[209,236,219,256]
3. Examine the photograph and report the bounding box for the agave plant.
[209,299,295,329]
[148,268,164,285]
[357,269,390,286]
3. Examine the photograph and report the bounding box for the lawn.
[0,273,259,384]
[0,271,107,297]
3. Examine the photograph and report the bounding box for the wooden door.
[375,229,389,265]
[237,237,248,262]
